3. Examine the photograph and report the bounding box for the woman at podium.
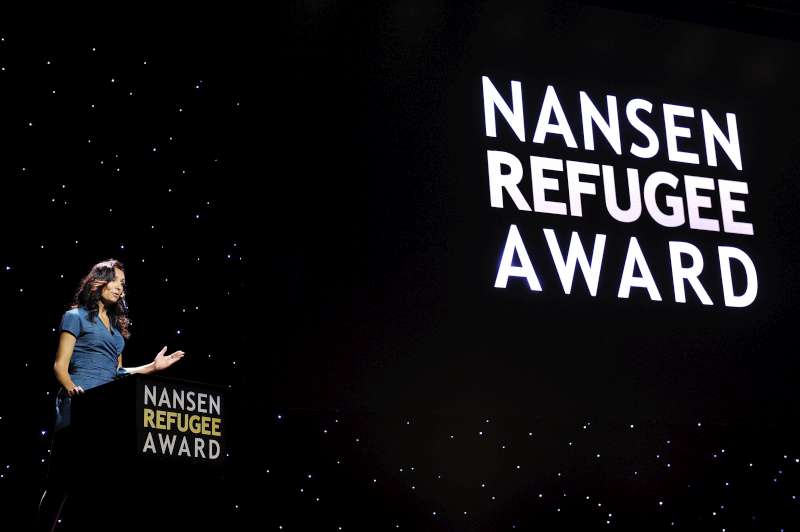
[35,259,185,532]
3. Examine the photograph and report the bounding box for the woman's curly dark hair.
[69,258,131,339]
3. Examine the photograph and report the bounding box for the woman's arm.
[54,332,78,391]
[119,346,185,376]
[118,356,156,375]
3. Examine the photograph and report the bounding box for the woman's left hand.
[153,346,185,372]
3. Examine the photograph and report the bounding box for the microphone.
[119,295,128,314]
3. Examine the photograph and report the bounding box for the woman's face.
[100,267,126,307]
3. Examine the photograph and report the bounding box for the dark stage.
[2,2,800,530]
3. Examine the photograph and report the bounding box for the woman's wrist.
[54,369,73,390]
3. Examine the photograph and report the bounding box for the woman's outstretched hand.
[152,346,185,372]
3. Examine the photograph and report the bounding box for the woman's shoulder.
[64,306,89,318]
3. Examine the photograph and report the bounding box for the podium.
[64,373,229,531]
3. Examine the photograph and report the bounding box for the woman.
[35,259,186,532]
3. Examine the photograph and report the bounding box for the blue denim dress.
[54,307,129,431]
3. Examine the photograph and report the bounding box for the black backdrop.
[2,2,800,530]
[276,0,800,422]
